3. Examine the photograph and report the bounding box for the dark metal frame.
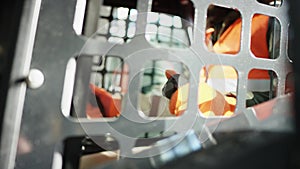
[289,0,300,134]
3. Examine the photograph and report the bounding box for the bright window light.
[127,22,136,38]
[147,13,159,23]
[173,16,182,28]
[114,7,129,20]
[97,18,109,34]
[129,9,138,21]
[73,0,86,35]
[159,14,173,27]
[100,5,112,17]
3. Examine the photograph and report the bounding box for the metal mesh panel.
[68,0,292,161]
[4,0,291,168]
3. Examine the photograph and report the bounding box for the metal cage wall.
[0,0,293,169]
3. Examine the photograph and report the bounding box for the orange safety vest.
[86,84,120,118]
[169,83,236,116]
[169,14,271,116]
[166,70,236,117]
[205,14,270,92]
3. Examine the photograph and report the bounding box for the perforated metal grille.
[73,0,291,156]
[10,0,292,168]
